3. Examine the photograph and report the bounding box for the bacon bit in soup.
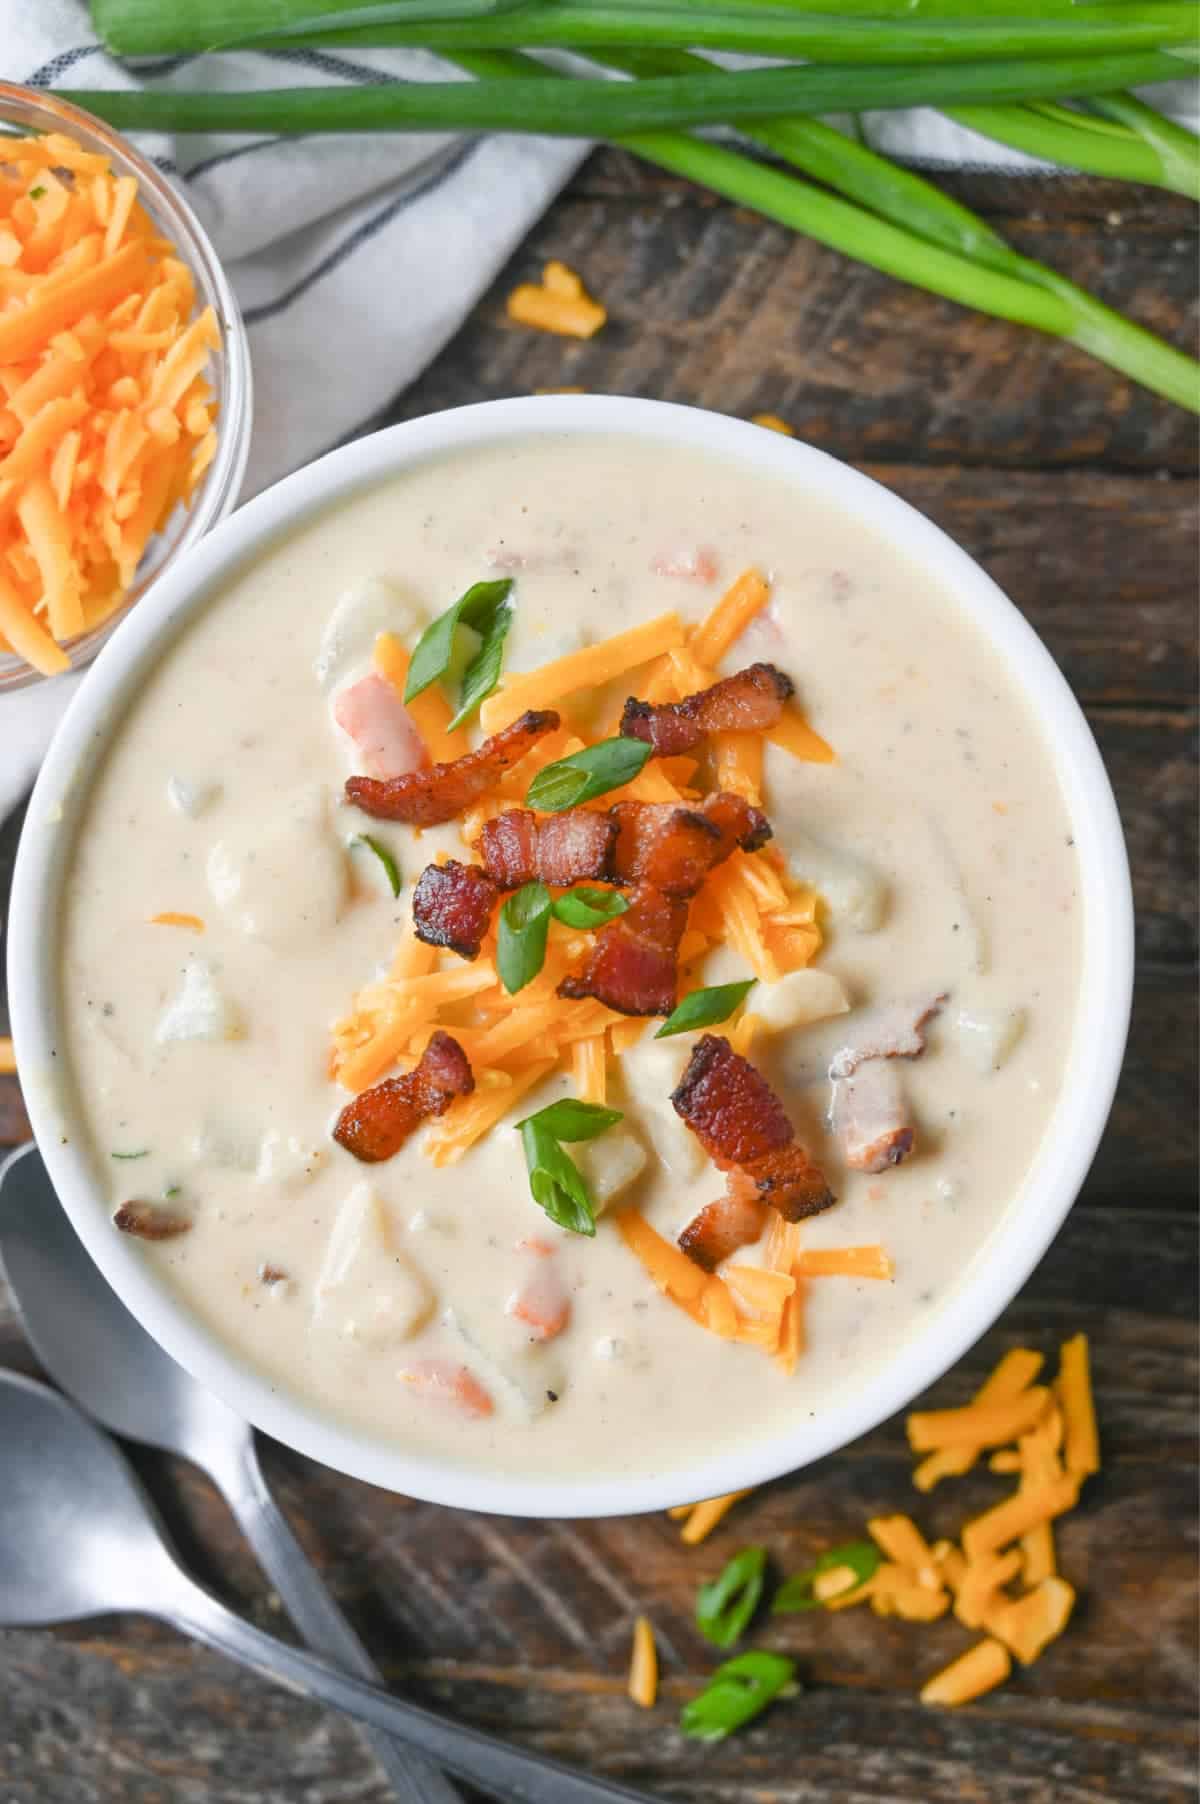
[479,806,616,891]
[412,860,499,960]
[829,1061,915,1173]
[399,1358,494,1419]
[621,663,794,758]
[334,671,428,780]
[507,1238,571,1341]
[506,260,606,340]
[346,709,560,827]
[0,136,220,675]
[148,910,205,932]
[609,792,771,896]
[113,1199,192,1239]
[559,882,688,1017]
[332,1030,474,1162]
[678,1189,768,1273]
[628,1616,659,1708]
[829,994,947,1080]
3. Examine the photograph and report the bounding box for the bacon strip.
[412,860,498,960]
[558,883,687,1017]
[620,662,793,757]
[333,1030,474,1163]
[479,807,616,891]
[828,994,947,1079]
[113,1200,192,1240]
[672,1035,834,1253]
[345,709,560,827]
[609,790,770,897]
[829,1061,914,1173]
[678,1189,768,1273]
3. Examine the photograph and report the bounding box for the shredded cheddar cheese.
[148,910,205,932]
[506,261,606,339]
[0,1035,15,1075]
[628,1616,658,1708]
[751,413,795,436]
[0,136,220,674]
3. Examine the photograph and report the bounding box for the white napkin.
[1,3,1195,819]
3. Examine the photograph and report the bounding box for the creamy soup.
[59,435,1081,1483]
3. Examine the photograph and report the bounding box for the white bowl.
[7,396,1133,1516]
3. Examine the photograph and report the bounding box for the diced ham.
[620,662,794,757]
[651,546,720,584]
[345,709,560,828]
[828,994,947,1079]
[678,1189,768,1273]
[399,1358,494,1419]
[672,1035,834,1256]
[558,882,687,1017]
[507,1239,570,1341]
[112,1200,192,1240]
[829,1061,915,1173]
[412,860,498,960]
[333,1031,474,1163]
[333,672,429,780]
[479,807,616,891]
[609,790,770,897]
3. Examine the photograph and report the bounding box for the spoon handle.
[169,1576,655,1804]
[225,1437,463,1804]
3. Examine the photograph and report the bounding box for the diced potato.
[155,955,242,1044]
[576,1128,647,1214]
[207,786,347,953]
[255,1130,326,1192]
[755,968,850,1034]
[620,1037,706,1179]
[314,575,424,692]
[949,1006,1026,1074]
[315,1181,434,1348]
[786,827,887,933]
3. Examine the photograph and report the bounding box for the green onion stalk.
[946,94,1200,198]
[459,44,1200,412]
[89,0,1200,61]
[59,47,1194,138]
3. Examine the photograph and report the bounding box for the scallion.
[496,878,551,994]
[680,1650,798,1742]
[515,1098,623,1237]
[695,1545,768,1648]
[525,737,651,812]
[111,1148,150,1160]
[404,577,513,727]
[772,1540,882,1613]
[552,887,630,930]
[655,979,756,1039]
[349,832,402,898]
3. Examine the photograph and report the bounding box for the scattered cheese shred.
[751,412,795,435]
[797,1245,893,1280]
[689,568,770,669]
[148,910,205,932]
[920,1637,1011,1708]
[0,136,220,673]
[1056,1332,1100,1478]
[628,1616,658,1708]
[680,1490,754,1546]
[0,1035,15,1075]
[506,260,606,339]
[912,1347,1044,1492]
[908,1386,1051,1453]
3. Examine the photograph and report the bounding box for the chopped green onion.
[111,1149,149,1160]
[350,833,401,898]
[163,1184,182,1199]
[496,879,551,994]
[516,1098,624,1141]
[450,590,516,730]
[695,1545,768,1648]
[515,1099,623,1236]
[655,979,756,1039]
[680,1650,798,1743]
[404,577,513,719]
[772,1539,882,1613]
[552,887,630,930]
[526,737,651,812]
[29,185,46,199]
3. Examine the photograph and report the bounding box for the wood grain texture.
[0,152,1195,1804]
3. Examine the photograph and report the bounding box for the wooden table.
[1,151,1196,1804]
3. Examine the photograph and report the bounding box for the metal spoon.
[0,1143,460,1804]
[0,1366,654,1804]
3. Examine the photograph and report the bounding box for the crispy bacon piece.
[333,1030,474,1163]
[113,1200,192,1240]
[345,709,560,827]
[620,662,794,757]
[672,1035,834,1251]
[829,1062,914,1173]
[479,807,617,891]
[412,859,498,959]
[828,994,947,1079]
[558,882,686,1017]
[678,1189,768,1273]
[609,790,771,897]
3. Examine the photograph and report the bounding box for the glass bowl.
[0,83,252,692]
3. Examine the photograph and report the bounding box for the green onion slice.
[680,1650,798,1743]
[551,886,630,930]
[496,879,551,994]
[695,1545,768,1649]
[515,1099,624,1238]
[350,833,401,898]
[404,578,513,723]
[655,979,756,1039]
[772,1539,882,1614]
[525,736,651,812]
[111,1149,149,1160]
[516,1099,624,1141]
